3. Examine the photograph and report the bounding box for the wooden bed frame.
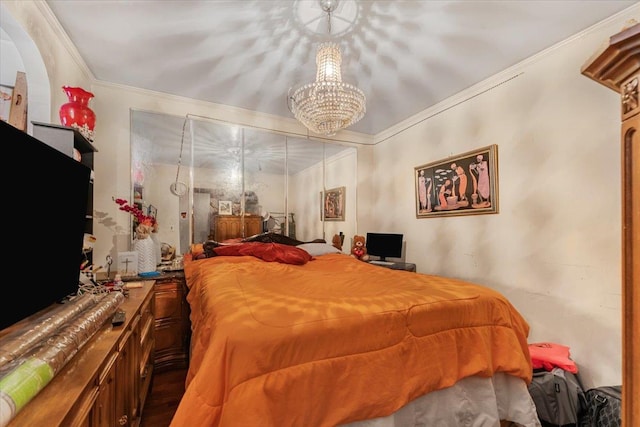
[581,21,639,427]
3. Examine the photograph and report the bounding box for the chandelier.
[289,0,366,136]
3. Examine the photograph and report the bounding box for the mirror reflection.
[130,110,358,258]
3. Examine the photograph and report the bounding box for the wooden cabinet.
[3,282,155,427]
[211,215,263,241]
[582,22,639,427]
[154,273,190,371]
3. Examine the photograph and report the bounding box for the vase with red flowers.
[59,86,96,142]
[114,198,158,273]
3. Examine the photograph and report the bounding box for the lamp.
[289,0,366,136]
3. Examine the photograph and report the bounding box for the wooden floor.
[140,368,187,427]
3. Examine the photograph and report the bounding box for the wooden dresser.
[2,282,155,427]
[211,214,263,241]
[153,271,190,371]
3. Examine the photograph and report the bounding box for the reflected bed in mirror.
[130,110,358,255]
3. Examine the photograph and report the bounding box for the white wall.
[365,8,639,388]
[2,0,637,389]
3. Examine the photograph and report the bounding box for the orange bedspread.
[171,253,532,427]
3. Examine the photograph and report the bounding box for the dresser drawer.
[154,320,188,370]
[154,282,183,321]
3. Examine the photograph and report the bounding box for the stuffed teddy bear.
[350,235,370,261]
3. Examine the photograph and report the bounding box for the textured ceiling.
[45,0,637,137]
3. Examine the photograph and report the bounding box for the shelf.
[31,121,98,154]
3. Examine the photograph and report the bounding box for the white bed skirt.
[341,373,541,427]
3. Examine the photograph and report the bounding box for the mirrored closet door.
[130,110,357,255]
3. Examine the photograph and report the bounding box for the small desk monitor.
[366,233,403,262]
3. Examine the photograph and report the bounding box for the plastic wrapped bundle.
[0,292,125,427]
[0,293,98,371]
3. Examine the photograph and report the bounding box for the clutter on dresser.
[114,197,159,273]
[0,292,124,426]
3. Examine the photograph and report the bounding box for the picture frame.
[414,144,498,218]
[147,204,157,220]
[322,186,346,221]
[218,200,232,215]
[117,251,138,277]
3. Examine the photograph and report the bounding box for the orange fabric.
[171,254,532,427]
[529,342,578,373]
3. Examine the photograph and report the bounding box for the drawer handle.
[141,365,150,379]
[118,414,128,425]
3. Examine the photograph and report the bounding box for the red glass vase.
[59,86,96,142]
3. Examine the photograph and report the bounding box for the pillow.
[213,242,313,265]
[296,242,342,257]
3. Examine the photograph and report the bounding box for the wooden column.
[582,22,639,427]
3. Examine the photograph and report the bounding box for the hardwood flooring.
[140,368,187,427]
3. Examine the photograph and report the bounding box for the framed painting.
[218,200,232,215]
[117,251,138,277]
[415,144,498,218]
[322,186,346,221]
[147,204,157,220]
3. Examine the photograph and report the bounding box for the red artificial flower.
[114,197,156,227]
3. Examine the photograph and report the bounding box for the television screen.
[1,121,90,330]
[366,233,403,262]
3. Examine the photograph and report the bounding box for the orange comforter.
[171,253,532,427]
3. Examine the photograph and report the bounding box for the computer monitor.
[366,233,403,262]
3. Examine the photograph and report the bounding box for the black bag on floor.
[528,367,586,427]
[579,386,622,427]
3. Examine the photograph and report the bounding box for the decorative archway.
[0,3,51,133]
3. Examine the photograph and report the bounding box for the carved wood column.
[582,22,639,427]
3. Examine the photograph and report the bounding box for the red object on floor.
[528,342,578,373]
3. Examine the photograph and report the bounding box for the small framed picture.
[117,251,138,277]
[218,200,232,215]
[147,204,157,219]
[322,186,346,222]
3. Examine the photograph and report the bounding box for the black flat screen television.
[366,233,403,262]
[1,121,90,330]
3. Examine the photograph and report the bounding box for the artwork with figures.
[415,145,498,218]
[322,187,345,221]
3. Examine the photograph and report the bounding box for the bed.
[170,239,540,427]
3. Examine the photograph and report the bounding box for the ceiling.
[131,109,355,174]
[45,0,637,137]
